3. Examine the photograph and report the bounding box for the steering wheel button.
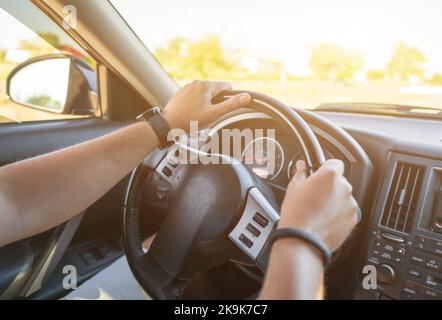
[162,166,173,177]
[239,234,254,248]
[253,212,269,228]
[246,223,261,237]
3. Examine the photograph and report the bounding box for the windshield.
[111,0,442,114]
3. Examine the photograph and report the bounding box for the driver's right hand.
[278,159,359,252]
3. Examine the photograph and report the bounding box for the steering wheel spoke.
[228,188,279,269]
[131,251,187,299]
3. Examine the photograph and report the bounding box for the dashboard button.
[425,275,440,288]
[380,251,393,261]
[382,243,395,253]
[410,255,425,266]
[429,239,442,256]
[380,232,404,243]
[424,258,440,272]
[393,253,404,264]
[368,256,380,265]
[401,281,420,300]
[377,264,396,285]
[415,235,431,251]
[402,280,442,300]
[421,287,441,300]
[408,269,422,279]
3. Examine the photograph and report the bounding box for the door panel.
[0,119,126,299]
[0,119,120,166]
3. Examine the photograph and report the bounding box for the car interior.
[0,0,441,300]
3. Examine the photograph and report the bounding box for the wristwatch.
[136,107,170,148]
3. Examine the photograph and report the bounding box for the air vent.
[380,162,425,233]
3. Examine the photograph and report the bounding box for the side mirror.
[6,54,98,116]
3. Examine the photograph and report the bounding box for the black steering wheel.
[123,91,332,299]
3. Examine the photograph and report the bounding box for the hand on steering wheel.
[123,80,361,299]
[162,80,251,131]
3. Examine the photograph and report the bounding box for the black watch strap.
[137,107,170,148]
[268,228,332,267]
[149,113,170,147]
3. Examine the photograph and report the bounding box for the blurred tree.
[309,43,364,81]
[366,69,386,81]
[18,34,58,56]
[155,35,241,80]
[37,33,60,48]
[386,42,427,81]
[26,95,61,110]
[429,73,442,85]
[155,37,188,79]
[0,50,6,62]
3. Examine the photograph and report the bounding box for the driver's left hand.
[162,80,252,131]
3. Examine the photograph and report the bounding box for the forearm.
[259,238,325,300]
[0,121,158,247]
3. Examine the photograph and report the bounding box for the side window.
[0,2,100,125]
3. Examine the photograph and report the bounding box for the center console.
[354,152,442,300]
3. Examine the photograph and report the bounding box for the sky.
[0,0,86,56]
[1,0,441,76]
[110,0,442,76]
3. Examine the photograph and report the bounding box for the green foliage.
[428,73,442,85]
[155,35,242,80]
[26,95,62,110]
[18,35,57,56]
[366,69,386,81]
[37,32,60,48]
[309,43,364,81]
[386,42,427,81]
[154,35,441,87]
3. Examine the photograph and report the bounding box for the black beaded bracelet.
[269,228,332,267]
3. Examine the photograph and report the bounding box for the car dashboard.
[210,110,442,300]
[142,109,441,300]
[326,112,442,300]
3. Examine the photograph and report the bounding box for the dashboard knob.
[377,264,396,285]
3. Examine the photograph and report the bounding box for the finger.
[349,197,361,224]
[320,159,344,177]
[342,177,353,194]
[207,81,233,97]
[291,160,307,185]
[355,207,362,224]
[211,93,251,117]
[142,234,156,251]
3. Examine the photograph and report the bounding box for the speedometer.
[242,137,284,181]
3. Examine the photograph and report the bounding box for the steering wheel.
[123,91,331,299]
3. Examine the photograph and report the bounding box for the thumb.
[211,93,251,117]
[291,160,307,185]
